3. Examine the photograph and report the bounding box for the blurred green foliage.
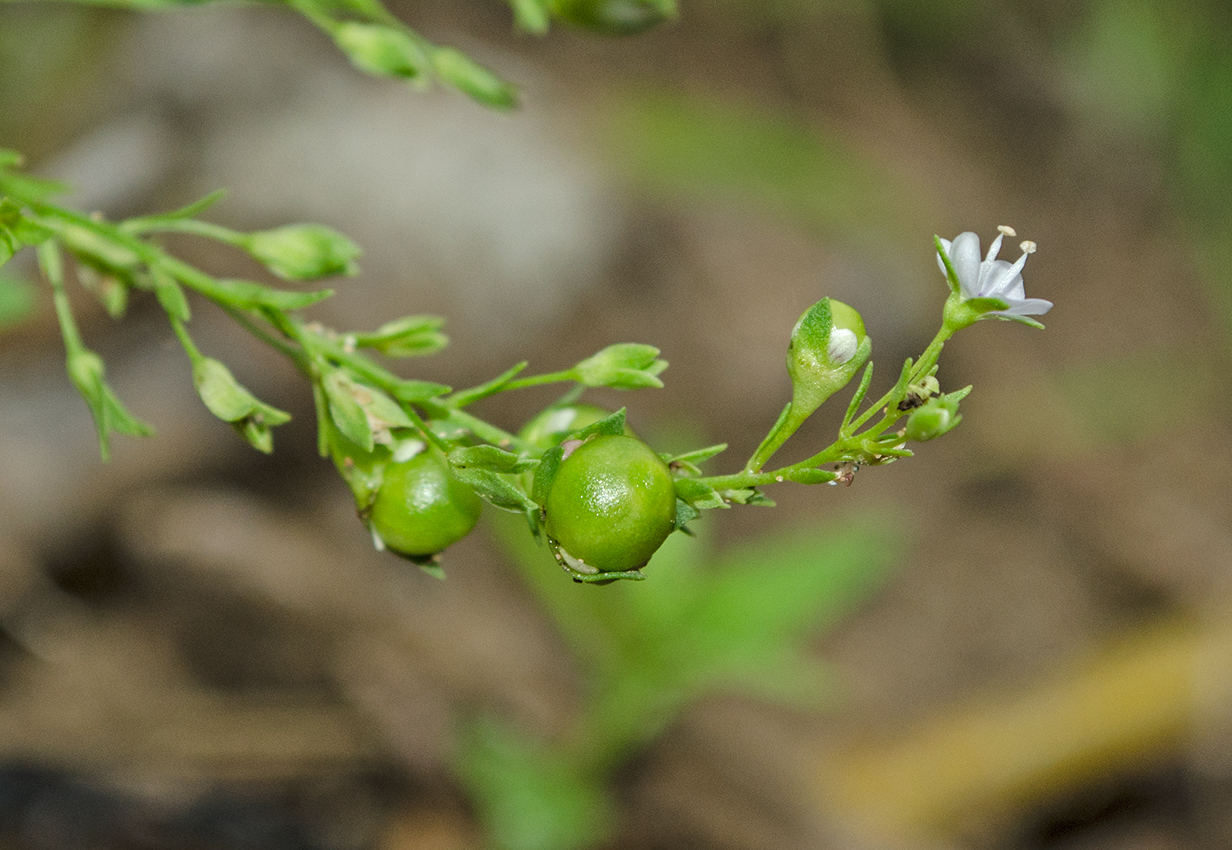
[1062,0,1232,340]
[606,91,915,241]
[456,511,899,850]
[0,274,36,330]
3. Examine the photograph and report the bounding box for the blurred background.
[2,0,1232,848]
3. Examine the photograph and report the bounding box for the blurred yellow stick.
[817,615,1232,843]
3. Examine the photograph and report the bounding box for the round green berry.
[369,449,482,558]
[543,435,676,574]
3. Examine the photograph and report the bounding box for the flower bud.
[244,224,361,280]
[430,48,517,109]
[904,396,961,442]
[334,22,429,79]
[786,298,870,414]
[352,315,448,358]
[192,357,291,453]
[572,343,667,389]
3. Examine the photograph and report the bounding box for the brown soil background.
[1,2,1229,849]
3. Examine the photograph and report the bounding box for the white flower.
[937,225,1052,322]
[826,327,858,365]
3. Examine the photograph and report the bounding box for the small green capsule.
[542,435,676,575]
[904,397,961,442]
[368,448,482,558]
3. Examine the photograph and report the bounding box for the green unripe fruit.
[368,449,482,558]
[542,435,676,574]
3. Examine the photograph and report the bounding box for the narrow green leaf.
[448,361,527,407]
[390,379,452,403]
[123,189,227,229]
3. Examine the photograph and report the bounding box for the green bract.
[368,448,482,559]
[542,435,676,576]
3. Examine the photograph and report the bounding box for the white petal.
[979,259,1022,297]
[996,297,1053,316]
[946,232,983,295]
[827,328,858,365]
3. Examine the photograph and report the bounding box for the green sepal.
[449,445,538,474]
[531,444,565,507]
[321,369,375,451]
[322,421,390,512]
[416,560,447,580]
[351,315,448,357]
[673,497,700,531]
[934,234,962,296]
[360,384,416,432]
[451,466,538,514]
[963,296,1011,314]
[724,488,773,506]
[942,292,1013,332]
[674,478,727,510]
[571,407,626,440]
